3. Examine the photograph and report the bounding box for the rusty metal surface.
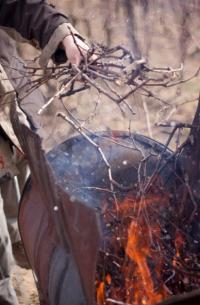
[12,109,101,305]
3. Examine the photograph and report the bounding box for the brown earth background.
[13,1,200,304]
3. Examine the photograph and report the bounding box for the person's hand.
[62,34,97,66]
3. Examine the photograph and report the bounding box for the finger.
[69,54,81,66]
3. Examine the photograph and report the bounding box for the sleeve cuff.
[39,23,81,68]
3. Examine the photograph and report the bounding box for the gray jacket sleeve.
[0,0,82,66]
[0,0,68,48]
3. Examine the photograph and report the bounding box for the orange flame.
[125,221,166,305]
[97,281,105,305]
[173,231,185,267]
[96,191,170,305]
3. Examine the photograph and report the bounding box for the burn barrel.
[17,129,200,305]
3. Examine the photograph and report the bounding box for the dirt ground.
[12,266,39,305]
[11,244,39,305]
[12,1,200,304]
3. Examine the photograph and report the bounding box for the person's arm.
[0,0,90,66]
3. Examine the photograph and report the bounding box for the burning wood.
[95,187,200,305]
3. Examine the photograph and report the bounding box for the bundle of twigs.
[16,42,198,197]
[16,43,188,116]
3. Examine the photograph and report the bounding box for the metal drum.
[17,126,181,305]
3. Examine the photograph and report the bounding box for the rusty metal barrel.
[17,127,179,305]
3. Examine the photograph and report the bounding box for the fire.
[96,192,170,305]
[173,231,185,267]
[97,281,105,305]
[125,221,166,305]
